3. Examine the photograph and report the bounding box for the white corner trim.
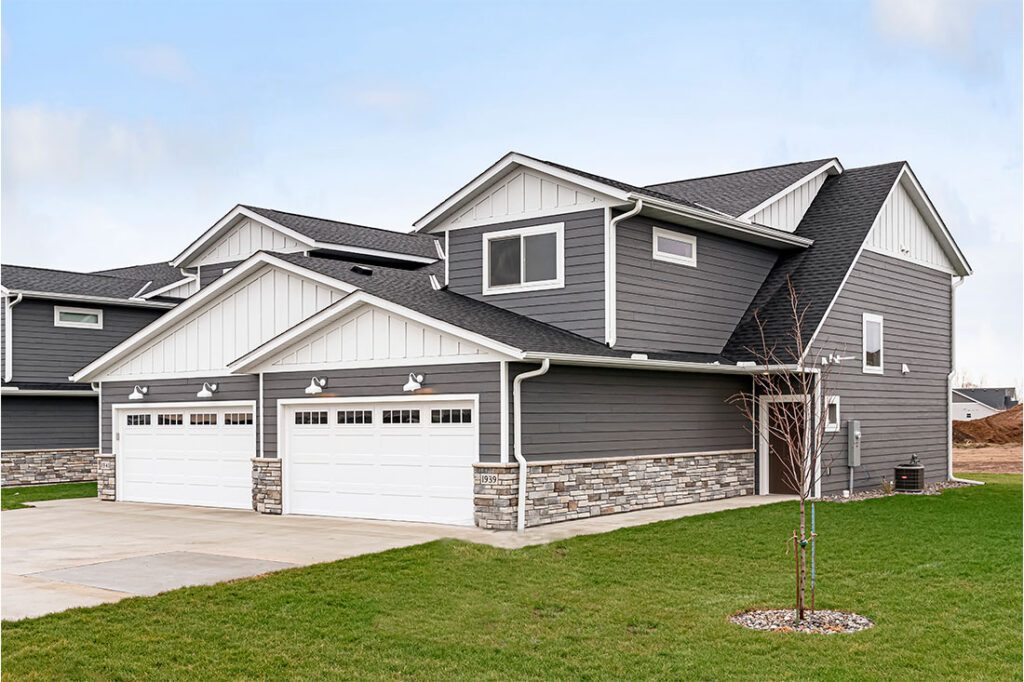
[862,312,884,374]
[651,226,697,267]
[480,222,564,296]
[54,305,104,329]
[444,231,450,286]
[499,360,509,463]
[738,159,843,221]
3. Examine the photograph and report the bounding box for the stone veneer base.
[96,454,116,501]
[473,450,755,530]
[252,458,282,514]
[2,448,99,487]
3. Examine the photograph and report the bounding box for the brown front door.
[767,403,802,495]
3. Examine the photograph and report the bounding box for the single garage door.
[283,399,478,525]
[118,405,256,509]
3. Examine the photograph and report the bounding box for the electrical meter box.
[848,420,861,467]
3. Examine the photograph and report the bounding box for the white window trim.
[481,222,565,296]
[824,396,841,432]
[862,313,884,374]
[54,305,103,329]
[652,226,697,267]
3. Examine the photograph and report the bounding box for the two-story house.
[10,153,972,530]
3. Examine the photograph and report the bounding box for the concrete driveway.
[2,494,792,621]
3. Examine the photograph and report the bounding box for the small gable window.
[862,313,884,374]
[652,227,697,267]
[482,223,564,295]
[54,306,103,329]
[825,396,840,432]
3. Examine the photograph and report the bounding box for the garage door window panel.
[431,408,472,424]
[225,412,253,425]
[339,410,373,425]
[382,409,420,424]
[295,411,328,425]
[190,413,218,426]
[157,413,183,426]
[126,414,150,426]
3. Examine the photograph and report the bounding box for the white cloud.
[872,0,992,51]
[114,44,194,84]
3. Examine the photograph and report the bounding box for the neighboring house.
[12,153,972,530]
[952,387,1020,421]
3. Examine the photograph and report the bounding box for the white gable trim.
[738,159,843,222]
[229,290,523,374]
[172,205,318,268]
[141,276,198,300]
[71,252,356,383]
[414,152,632,233]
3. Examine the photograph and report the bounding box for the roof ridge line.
[645,157,838,188]
[2,263,148,282]
[244,205,432,241]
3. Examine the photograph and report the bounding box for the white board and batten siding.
[161,279,199,299]
[256,304,500,373]
[865,180,955,273]
[748,171,827,233]
[106,265,346,378]
[192,217,306,267]
[435,167,618,232]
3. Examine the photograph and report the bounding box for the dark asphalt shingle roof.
[952,388,1019,411]
[244,206,439,260]
[92,261,185,290]
[534,157,705,209]
[1,264,152,300]
[645,158,837,217]
[723,162,905,363]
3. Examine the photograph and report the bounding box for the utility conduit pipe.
[512,358,550,532]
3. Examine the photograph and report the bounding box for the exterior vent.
[351,265,373,276]
[894,454,925,493]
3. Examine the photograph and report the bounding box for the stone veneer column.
[252,458,282,514]
[473,464,519,530]
[96,454,116,501]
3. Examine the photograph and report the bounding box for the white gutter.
[4,290,176,309]
[3,293,23,382]
[605,200,644,346]
[512,358,550,532]
[521,351,798,375]
[947,277,982,485]
[1,387,97,397]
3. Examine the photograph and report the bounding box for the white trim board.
[480,222,565,296]
[757,394,816,498]
[738,159,843,222]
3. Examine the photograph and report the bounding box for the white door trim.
[757,394,814,497]
[277,393,480,516]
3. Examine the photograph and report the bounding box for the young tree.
[728,277,840,619]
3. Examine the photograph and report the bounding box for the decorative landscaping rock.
[730,609,874,634]
[824,479,973,503]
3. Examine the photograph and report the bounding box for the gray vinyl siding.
[512,363,752,460]
[1,395,98,450]
[8,298,165,384]
[814,250,952,494]
[262,363,501,461]
[100,375,258,452]
[616,217,778,354]
[447,210,606,342]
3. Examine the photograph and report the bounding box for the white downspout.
[605,199,644,347]
[4,292,24,382]
[947,277,981,485]
[512,358,550,532]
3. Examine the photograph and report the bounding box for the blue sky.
[2,0,1021,387]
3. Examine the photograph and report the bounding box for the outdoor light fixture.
[304,377,327,395]
[128,385,148,400]
[403,373,424,392]
[196,382,218,398]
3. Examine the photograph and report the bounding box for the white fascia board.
[413,152,631,232]
[171,205,318,268]
[5,290,177,309]
[631,195,814,249]
[738,159,844,221]
[141,276,197,299]
[895,165,972,276]
[1,387,98,397]
[227,290,524,373]
[308,241,437,265]
[520,352,799,374]
[71,252,357,383]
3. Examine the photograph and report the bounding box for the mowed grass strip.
[2,475,1020,680]
[1,482,97,510]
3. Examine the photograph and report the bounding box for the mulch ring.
[730,609,874,634]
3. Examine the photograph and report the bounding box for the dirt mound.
[953,404,1023,445]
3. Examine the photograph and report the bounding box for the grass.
[1,482,97,510]
[2,475,1020,680]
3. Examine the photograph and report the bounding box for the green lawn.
[1,482,97,510]
[2,475,1020,681]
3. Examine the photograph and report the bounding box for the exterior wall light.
[128,385,148,400]
[196,382,219,398]
[304,377,327,395]
[403,373,424,392]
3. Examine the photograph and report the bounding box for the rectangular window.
[482,223,564,294]
[430,408,472,424]
[157,413,183,426]
[382,409,420,424]
[824,397,840,433]
[652,227,697,267]
[190,413,217,426]
[126,414,150,426]
[862,313,884,374]
[338,410,373,425]
[294,411,328,425]
[54,306,103,329]
[224,412,253,425]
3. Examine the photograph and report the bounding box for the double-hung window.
[482,223,564,295]
[862,313,884,374]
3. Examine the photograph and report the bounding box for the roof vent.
[351,265,373,276]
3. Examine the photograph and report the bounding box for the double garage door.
[117,398,477,525]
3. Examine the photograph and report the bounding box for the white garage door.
[284,399,478,525]
[118,405,256,509]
